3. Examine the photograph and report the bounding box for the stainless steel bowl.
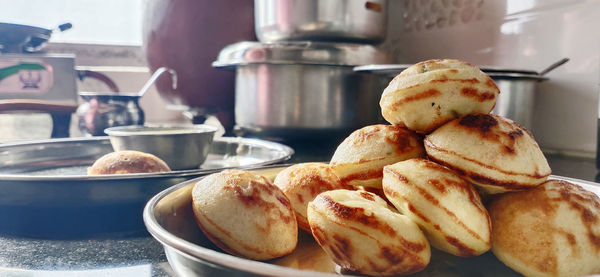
[255,0,388,44]
[213,41,393,139]
[104,125,218,170]
[144,165,600,276]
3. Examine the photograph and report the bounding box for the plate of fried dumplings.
[144,59,600,277]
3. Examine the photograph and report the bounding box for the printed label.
[0,59,54,94]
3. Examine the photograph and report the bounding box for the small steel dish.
[104,125,218,170]
[144,165,600,276]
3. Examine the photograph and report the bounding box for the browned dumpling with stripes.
[380,59,499,134]
[489,180,600,277]
[273,162,347,232]
[191,169,297,260]
[425,114,551,194]
[382,158,491,257]
[330,124,425,189]
[87,150,171,175]
[307,189,430,276]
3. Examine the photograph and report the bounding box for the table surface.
[0,133,597,277]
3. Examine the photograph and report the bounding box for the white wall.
[380,0,600,157]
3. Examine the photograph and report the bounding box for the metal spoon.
[539,57,569,76]
[137,67,177,97]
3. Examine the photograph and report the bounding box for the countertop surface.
[0,134,598,277]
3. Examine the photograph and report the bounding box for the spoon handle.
[539,58,569,76]
[138,67,177,97]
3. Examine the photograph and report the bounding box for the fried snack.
[191,169,297,260]
[488,180,600,277]
[382,158,491,257]
[273,162,347,232]
[330,124,425,189]
[380,59,499,133]
[87,150,171,175]
[307,189,430,276]
[424,114,551,194]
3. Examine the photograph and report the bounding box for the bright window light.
[0,0,144,46]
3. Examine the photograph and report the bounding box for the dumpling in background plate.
[87,150,171,175]
[425,114,551,194]
[307,189,430,276]
[380,59,499,134]
[330,124,425,189]
[382,158,491,257]
[191,169,297,261]
[273,162,347,232]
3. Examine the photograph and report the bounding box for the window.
[0,0,143,46]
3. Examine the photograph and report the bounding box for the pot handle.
[539,58,569,76]
[76,70,120,93]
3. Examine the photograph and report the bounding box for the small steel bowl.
[104,125,218,170]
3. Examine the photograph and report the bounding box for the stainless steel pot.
[254,0,388,44]
[353,60,569,131]
[213,41,392,139]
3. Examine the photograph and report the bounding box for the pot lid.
[353,64,548,81]
[212,41,392,69]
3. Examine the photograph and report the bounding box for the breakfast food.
[87,150,171,175]
[191,169,297,260]
[175,57,600,275]
[424,113,551,194]
[382,158,491,257]
[273,162,347,232]
[330,124,425,189]
[380,59,499,133]
[488,179,600,277]
[307,189,431,276]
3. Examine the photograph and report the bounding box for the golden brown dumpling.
[330,124,425,189]
[273,162,347,232]
[383,158,491,257]
[87,150,171,175]
[380,59,499,133]
[488,180,600,277]
[192,169,297,260]
[307,189,430,276]
[425,114,551,194]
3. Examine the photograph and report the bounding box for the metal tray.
[0,137,293,238]
[144,165,600,277]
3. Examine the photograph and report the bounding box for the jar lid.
[212,41,392,69]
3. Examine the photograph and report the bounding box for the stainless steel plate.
[0,137,293,238]
[144,165,600,277]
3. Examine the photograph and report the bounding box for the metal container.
[144,165,600,276]
[0,137,293,239]
[104,125,218,170]
[77,67,177,137]
[255,0,388,44]
[353,64,550,131]
[213,41,392,139]
[77,93,145,136]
